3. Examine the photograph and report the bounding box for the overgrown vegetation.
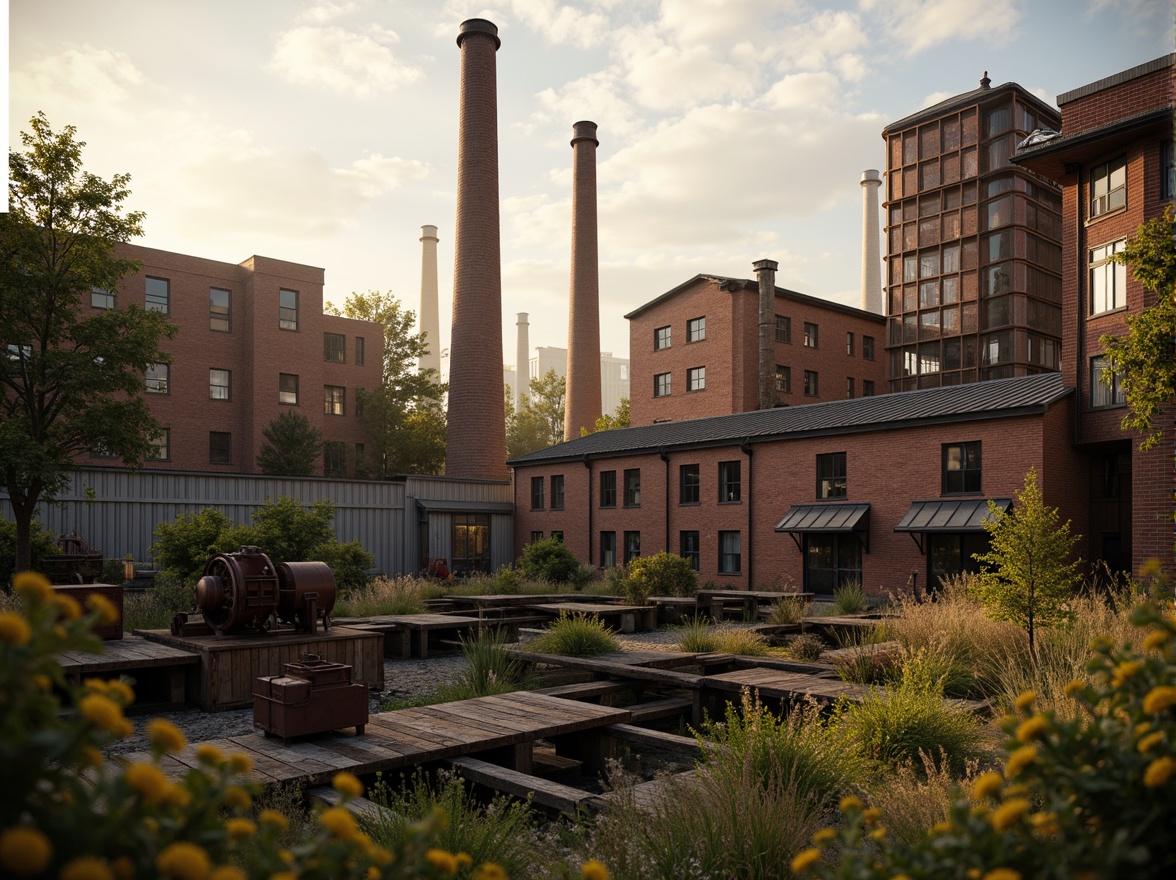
[623,552,698,603]
[525,611,619,656]
[673,617,769,655]
[0,517,58,590]
[831,580,868,614]
[518,536,582,585]
[788,633,825,661]
[766,595,810,625]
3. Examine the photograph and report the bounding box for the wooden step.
[603,723,701,754]
[446,756,602,816]
[534,681,631,701]
[627,697,693,724]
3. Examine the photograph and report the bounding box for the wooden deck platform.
[57,634,200,707]
[526,602,657,633]
[334,613,485,659]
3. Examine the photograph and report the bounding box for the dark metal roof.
[894,498,1011,533]
[775,503,871,534]
[1058,55,1174,105]
[508,372,1070,466]
[883,80,1059,136]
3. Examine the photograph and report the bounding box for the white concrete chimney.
[418,224,441,375]
[515,312,530,410]
[860,170,883,314]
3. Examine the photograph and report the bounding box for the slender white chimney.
[860,170,883,314]
[515,312,530,410]
[418,224,441,375]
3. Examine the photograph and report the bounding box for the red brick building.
[83,243,382,477]
[626,270,887,425]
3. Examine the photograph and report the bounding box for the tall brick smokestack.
[447,19,506,478]
[515,312,530,410]
[860,170,883,314]
[754,259,778,410]
[418,224,441,376]
[564,120,602,440]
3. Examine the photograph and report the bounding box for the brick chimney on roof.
[754,259,778,410]
[564,120,603,440]
[418,224,441,376]
[446,18,506,479]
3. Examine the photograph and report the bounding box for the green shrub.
[334,575,427,617]
[790,633,825,661]
[526,611,619,656]
[570,563,595,592]
[712,625,769,656]
[310,538,374,593]
[150,508,242,584]
[454,629,530,697]
[624,551,698,600]
[834,643,901,686]
[0,517,67,589]
[490,565,521,594]
[832,579,868,614]
[767,595,811,625]
[674,614,718,653]
[518,536,581,584]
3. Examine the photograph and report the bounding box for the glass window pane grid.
[600,471,616,507]
[279,289,298,330]
[624,469,641,507]
[654,326,671,350]
[324,385,345,415]
[687,317,705,342]
[279,373,298,405]
[209,288,230,332]
[209,368,230,400]
[719,461,741,503]
[209,432,232,464]
[816,452,847,499]
[145,363,168,394]
[145,277,169,313]
[324,333,346,363]
[687,366,705,391]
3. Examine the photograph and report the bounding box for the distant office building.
[525,346,630,418]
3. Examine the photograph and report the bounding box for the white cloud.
[919,89,955,109]
[777,10,869,72]
[295,1,361,25]
[504,0,611,48]
[10,44,144,112]
[860,0,1020,55]
[616,25,758,110]
[760,71,844,111]
[268,25,423,98]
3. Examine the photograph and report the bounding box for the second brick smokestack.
[446,19,506,479]
[564,120,602,440]
[754,259,778,410]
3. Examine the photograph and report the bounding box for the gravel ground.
[105,624,742,755]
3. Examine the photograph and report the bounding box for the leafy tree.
[256,411,323,476]
[1,113,175,574]
[0,516,59,588]
[506,370,565,458]
[592,397,630,433]
[626,551,698,599]
[150,508,252,584]
[972,468,1082,659]
[325,291,446,476]
[518,536,581,584]
[1099,207,1176,451]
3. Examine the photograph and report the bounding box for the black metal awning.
[894,498,1011,552]
[774,503,871,552]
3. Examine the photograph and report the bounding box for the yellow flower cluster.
[790,848,821,874]
[971,771,1004,800]
[14,571,53,603]
[1004,745,1036,778]
[990,798,1031,832]
[155,841,211,880]
[79,693,133,739]
[581,859,610,880]
[1015,715,1048,744]
[1142,686,1176,714]
[0,611,31,645]
[0,826,52,876]
[147,718,187,753]
[1143,756,1175,788]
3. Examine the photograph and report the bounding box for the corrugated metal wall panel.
[491,513,515,570]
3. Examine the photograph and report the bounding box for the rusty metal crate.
[252,654,367,743]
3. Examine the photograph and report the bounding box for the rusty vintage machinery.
[43,530,104,584]
[253,653,368,743]
[187,546,336,636]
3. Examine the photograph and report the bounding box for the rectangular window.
[719,460,741,503]
[1162,140,1175,201]
[209,368,231,400]
[550,474,565,510]
[1089,240,1127,314]
[324,385,345,415]
[551,531,564,543]
[805,534,862,594]
[145,277,169,313]
[209,288,230,332]
[775,364,791,393]
[846,377,855,399]
[654,325,671,350]
[654,372,672,397]
[209,431,231,465]
[1091,355,1126,408]
[91,287,115,309]
[863,335,875,360]
[453,514,491,574]
[323,441,346,478]
[530,476,545,510]
[680,464,700,504]
[624,468,641,507]
[623,531,641,564]
[600,531,617,568]
[145,362,168,394]
[817,452,847,500]
[942,441,981,494]
[804,322,819,348]
[863,380,875,397]
[531,531,544,544]
[600,471,617,508]
[279,289,299,330]
[680,531,700,572]
[324,332,346,363]
[279,373,299,405]
[687,366,706,391]
[804,369,819,397]
[355,336,365,366]
[1089,156,1126,217]
[687,316,706,342]
[846,332,855,356]
[719,531,741,574]
[149,428,169,461]
[775,314,791,343]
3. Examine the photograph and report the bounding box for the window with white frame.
[1089,240,1127,314]
[654,372,671,397]
[324,385,345,416]
[209,368,231,400]
[145,363,169,394]
[1089,156,1126,218]
[687,316,705,342]
[1090,355,1125,408]
[654,325,671,350]
[687,366,705,391]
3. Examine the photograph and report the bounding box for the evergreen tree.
[256,411,323,476]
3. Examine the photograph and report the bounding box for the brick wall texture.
[565,121,603,439]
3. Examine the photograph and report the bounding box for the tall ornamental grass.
[525,611,620,656]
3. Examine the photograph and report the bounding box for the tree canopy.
[592,397,630,433]
[325,291,446,476]
[256,411,323,476]
[1100,207,1176,451]
[1,113,174,573]
[506,369,565,459]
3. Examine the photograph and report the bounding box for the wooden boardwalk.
[58,634,200,706]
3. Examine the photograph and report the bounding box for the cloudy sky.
[7,1,1171,374]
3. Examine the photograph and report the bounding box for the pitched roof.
[882,80,1059,135]
[508,372,1070,466]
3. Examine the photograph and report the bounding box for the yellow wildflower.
[426,849,459,875]
[869,827,887,840]
[126,763,173,805]
[227,753,252,775]
[981,870,1022,880]
[1015,715,1048,744]
[1138,731,1165,753]
[1142,629,1170,652]
[319,807,359,840]
[147,718,187,753]
[79,694,126,734]
[14,571,53,603]
[258,809,289,832]
[80,745,104,768]
[474,864,507,880]
[0,612,31,646]
[60,855,114,880]
[971,771,1003,800]
[156,841,212,880]
[270,873,296,880]
[222,786,252,811]
[1142,686,1176,714]
[1014,691,1035,713]
[931,820,953,835]
[111,855,134,880]
[811,828,837,846]
[332,771,363,798]
[790,848,822,874]
[84,678,110,694]
[456,853,474,870]
[196,743,225,765]
[1030,811,1058,837]
[0,826,53,876]
[990,798,1031,831]
[839,795,864,813]
[33,673,51,691]
[106,679,135,706]
[86,593,119,625]
[1143,756,1176,788]
[1005,745,1036,778]
[1111,661,1143,688]
[861,807,882,825]
[225,818,256,841]
[166,785,192,808]
[581,860,610,880]
[210,868,247,880]
[53,593,83,620]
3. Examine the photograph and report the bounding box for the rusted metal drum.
[276,561,336,632]
[196,547,279,635]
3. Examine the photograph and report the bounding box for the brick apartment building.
[511,56,1175,593]
[82,244,382,477]
[626,271,887,425]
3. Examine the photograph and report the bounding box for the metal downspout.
[582,454,593,564]
[660,448,670,554]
